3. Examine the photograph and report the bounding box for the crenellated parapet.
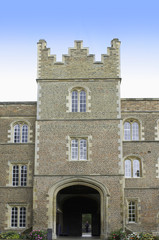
[37,39,121,79]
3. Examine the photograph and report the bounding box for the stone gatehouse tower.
[1,39,159,239]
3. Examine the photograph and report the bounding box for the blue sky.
[0,0,159,101]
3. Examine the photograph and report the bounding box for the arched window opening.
[125,158,141,178]
[13,123,29,143]
[71,89,87,112]
[124,120,140,141]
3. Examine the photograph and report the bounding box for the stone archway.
[56,185,100,236]
[47,177,109,239]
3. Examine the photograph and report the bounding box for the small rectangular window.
[71,138,88,161]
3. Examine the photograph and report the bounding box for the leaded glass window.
[11,207,18,227]
[22,125,28,143]
[80,90,86,112]
[124,120,139,141]
[13,123,29,143]
[71,138,87,160]
[80,139,87,160]
[125,158,141,178]
[11,207,26,228]
[12,165,27,186]
[133,160,140,177]
[12,166,19,186]
[14,124,20,143]
[19,207,26,228]
[72,91,78,112]
[71,139,78,160]
[124,122,131,140]
[128,201,136,222]
[125,160,131,178]
[71,89,87,112]
[21,165,27,186]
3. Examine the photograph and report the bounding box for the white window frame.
[124,120,140,141]
[11,206,26,228]
[70,138,88,161]
[125,158,141,178]
[12,165,27,186]
[71,88,87,112]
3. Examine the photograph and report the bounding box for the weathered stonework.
[0,40,159,239]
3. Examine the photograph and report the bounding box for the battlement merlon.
[37,39,121,80]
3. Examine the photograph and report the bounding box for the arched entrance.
[48,177,109,239]
[56,185,100,236]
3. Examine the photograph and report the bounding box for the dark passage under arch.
[56,185,100,237]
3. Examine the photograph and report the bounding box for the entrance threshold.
[57,236,100,240]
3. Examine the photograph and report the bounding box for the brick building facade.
[0,39,159,239]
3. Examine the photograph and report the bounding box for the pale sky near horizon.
[0,0,159,101]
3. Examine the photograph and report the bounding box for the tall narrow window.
[71,138,87,160]
[12,165,27,186]
[71,89,87,112]
[71,139,78,160]
[13,123,29,143]
[125,158,141,178]
[14,125,20,143]
[80,90,86,112]
[128,201,136,222]
[80,139,87,160]
[19,207,26,228]
[124,122,131,140]
[22,125,28,143]
[11,207,18,227]
[133,160,140,177]
[72,91,78,112]
[132,122,139,140]
[21,166,27,186]
[124,120,140,141]
[125,160,131,178]
[12,166,19,186]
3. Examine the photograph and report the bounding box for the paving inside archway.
[56,185,100,237]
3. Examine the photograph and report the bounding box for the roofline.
[121,98,159,101]
[0,101,37,105]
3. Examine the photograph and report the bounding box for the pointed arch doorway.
[48,178,109,239]
[56,185,100,237]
